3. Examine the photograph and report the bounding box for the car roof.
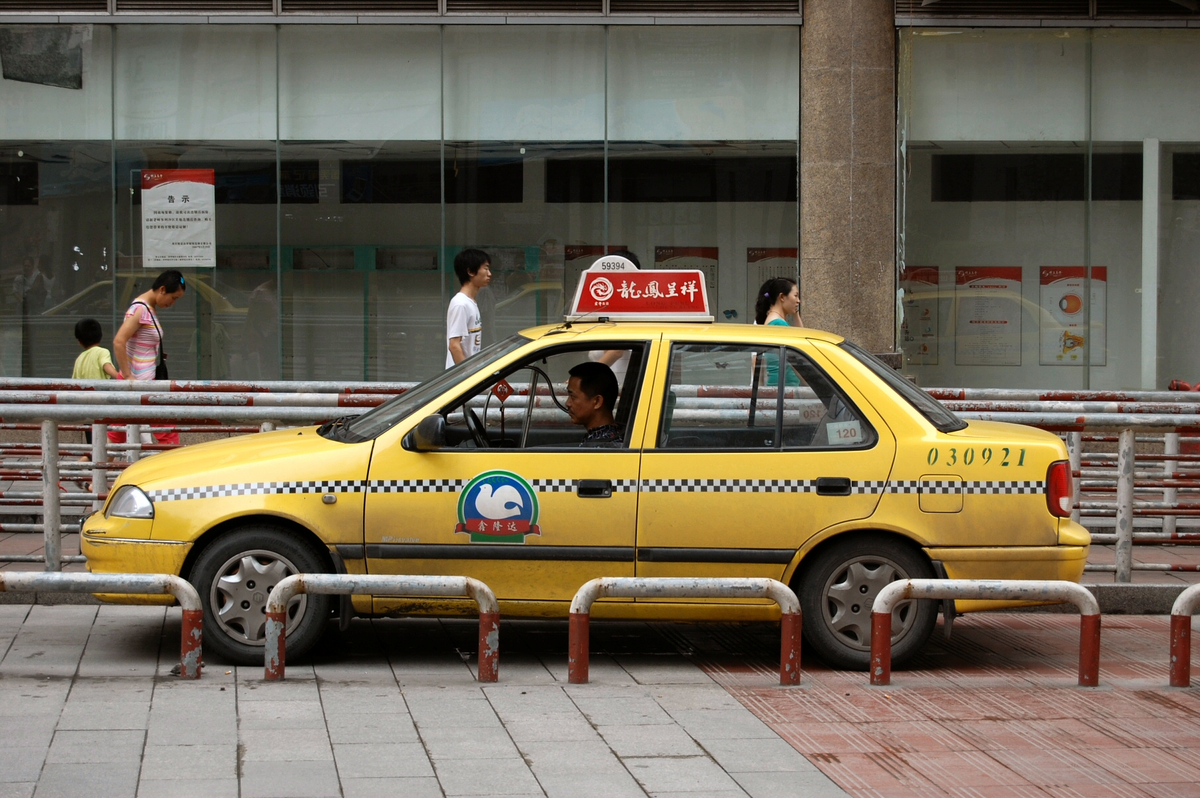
[519,321,847,345]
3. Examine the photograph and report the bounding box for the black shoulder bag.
[132,301,169,380]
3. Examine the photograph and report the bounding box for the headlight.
[106,486,155,519]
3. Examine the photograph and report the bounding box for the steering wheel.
[464,406,490,449]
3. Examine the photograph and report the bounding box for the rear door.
[636,339,896,590]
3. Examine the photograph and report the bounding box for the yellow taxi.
[82,258,1088,669]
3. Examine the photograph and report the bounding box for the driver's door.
[362,341,655,607]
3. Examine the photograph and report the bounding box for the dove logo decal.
[455,470,540,544]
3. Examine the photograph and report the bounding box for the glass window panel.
[115,26,275,141]
[607,26,799,142]
[279,26,440,142]
[1,24,113,378]
[443,26,604,142]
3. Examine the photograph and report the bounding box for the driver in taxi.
[565,362,624,447]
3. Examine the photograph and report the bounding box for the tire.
[797,534,937,670]
[190,526,332,665]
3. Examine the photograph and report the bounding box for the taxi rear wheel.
[798,535,937,670]
[190,527,332,665]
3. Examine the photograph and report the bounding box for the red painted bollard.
[180,608,203,679]
[568,611,590,684]
[477,611,500,683]
[870,610,893,686]
[1170,613,1191,688]
[780,610,802,685]
[264,608,288,681]
[1078,613,1101,687]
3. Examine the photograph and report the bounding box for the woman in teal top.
[754,277,802,387]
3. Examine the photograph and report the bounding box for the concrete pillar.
[800,0,896,355]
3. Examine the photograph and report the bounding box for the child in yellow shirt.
[72,318,121,381]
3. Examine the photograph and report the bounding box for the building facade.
[1,1,1197,390]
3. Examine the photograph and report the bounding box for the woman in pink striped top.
[112,270,187,446]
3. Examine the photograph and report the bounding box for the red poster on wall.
[955,266,1022,366]
[141,169,216,269]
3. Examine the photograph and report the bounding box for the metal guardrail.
[5,381,1200,580]
[0,571,202,678]
[567,577,802,685]
[870,579,1101,687]
[263,574,499,682]
[1169,583,1200,688]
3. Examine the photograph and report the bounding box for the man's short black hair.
[568,361,618,413]
[75,318,103,347]
[454,249,491,286]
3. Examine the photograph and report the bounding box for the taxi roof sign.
[568,256,713,322]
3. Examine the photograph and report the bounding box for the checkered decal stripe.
[149,478,1045,502]
[149,481,361,502]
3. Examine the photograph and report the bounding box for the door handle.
[816,477,852,496]
[577,479,613,498]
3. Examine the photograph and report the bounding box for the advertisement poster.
[954,267,1022,366]
[746,248,798,323]
[563,246,628,308]
[1039,267,1107,366]
[900,266,939,365]
[654,247,718,310]
[141,169,216,269]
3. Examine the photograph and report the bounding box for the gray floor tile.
[0,748,48,784]
[664,709,776,741]
[239,728,333,762]
[56,700,150,731]
[45,730,144,764]
[236,700,328,731]
[33,762,140,798]
[332,743,435,779]
[239,760,341,798]
[596,724,704,758]
[423,729,520,761]
[433,756,543,797]
[325,713,419,744]
[732,770,849,798]
[136,779,239,798]
[698,736,820,773]
[340,777,445,798]
[0,784,34,798]
[501,716,602,743]
[569,696,676,727]
[537,771,645,798]
[623,755,743,794]
[138,744,238,781]
[518,739,627,776]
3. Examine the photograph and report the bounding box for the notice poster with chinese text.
[654,247,718,310]
[141,169,215,269]
[1039,267,1106,366]
[954,267,1022,366]
[900,266,939,365]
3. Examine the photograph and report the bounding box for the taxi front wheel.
[190,527,332,665]
[798,534,937,670]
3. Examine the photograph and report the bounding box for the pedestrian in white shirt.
[446,248,492,367]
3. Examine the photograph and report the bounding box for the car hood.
[112,427,373,492]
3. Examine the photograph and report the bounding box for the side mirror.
[402,415,447,452]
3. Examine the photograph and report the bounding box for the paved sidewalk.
[0,605,843,798]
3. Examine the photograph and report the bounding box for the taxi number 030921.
[927,446,1026,467]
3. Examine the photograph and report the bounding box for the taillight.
[1046,460,1073,518]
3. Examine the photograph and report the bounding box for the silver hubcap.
[822,555,915,652]
[210,549,306,646]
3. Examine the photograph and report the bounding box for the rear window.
[839,341,967,433]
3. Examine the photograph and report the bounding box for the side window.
[442,344,644,450]
[658,344,875,450]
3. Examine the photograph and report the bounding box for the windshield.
[839,341,967,433]
[334,335,530,442]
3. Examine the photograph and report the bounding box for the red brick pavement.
[699,614,1200,798]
